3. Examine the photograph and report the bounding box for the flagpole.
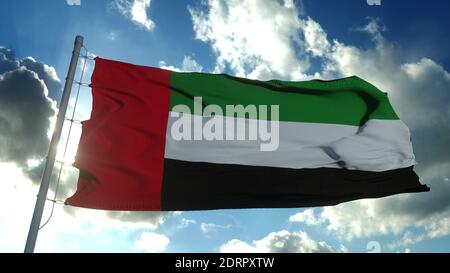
[24,35,84,253]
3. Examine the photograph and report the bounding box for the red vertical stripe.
[66,58,171,210]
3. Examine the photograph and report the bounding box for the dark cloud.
[0,67,56,166]
[0,47,15,60]
[0,47,168,226]
[0,46,71,204]
[0,47,62,102]
[0,46,65,187]
[0,47,19,74]
[20,57,62,102]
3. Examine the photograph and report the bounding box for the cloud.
[0,163,37,252]
[301,17,330,57]
[200,222,231,234]
[66,0,81,6]
[220,230,348,253]
[159,56,203,72]
[134,232,170,253]
[0,47,82,233]
[105,211,166,229]
[180,56,203,72]
[355,16,386,37]
[177,218,197,229]
[0,51,62,183]
[219,239,257,253]
[0,162,167,252]
[0,47,62,102]
[0,64,56,167]
[189,0,310,80]
[113,0,155,31]
[0,47,17,72]
[289,209,325,225]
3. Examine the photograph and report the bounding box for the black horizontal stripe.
[161,159,429,211]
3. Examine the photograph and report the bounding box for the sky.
[1,0,450,253]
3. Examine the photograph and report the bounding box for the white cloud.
[66,0,81,6]
[189,0,309,80]
[200,222,231,234]
[220,230,348,253]
[0,163,36,252]
[388,231,426,250]
[219,239,258,253]
[301,17,330,57]
[159,61,176,71]
[356,17,386,37]
[289,209,324,225]
[104,211,166,230]
[159,56,203,72]
[113,0,155,31]
[134,232,170,253]
[177,218,197,229]
[20,57,60,83]
[180,56,203,72]
[0,162,168,252]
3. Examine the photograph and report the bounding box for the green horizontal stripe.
[169,72,399,126]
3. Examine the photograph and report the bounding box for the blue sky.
[1,0,450,253]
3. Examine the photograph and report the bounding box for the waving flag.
[66,57,429,211]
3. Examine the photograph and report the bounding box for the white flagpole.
[24,35,84,253]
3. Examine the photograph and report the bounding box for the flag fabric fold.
[65,57,429,211]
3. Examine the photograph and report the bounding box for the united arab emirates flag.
[65,57,429,211]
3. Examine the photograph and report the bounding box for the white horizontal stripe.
[164,112,415,172]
